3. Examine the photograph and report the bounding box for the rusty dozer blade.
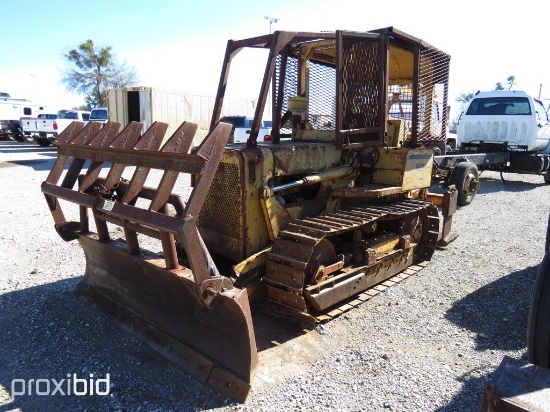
[41,120,258,401]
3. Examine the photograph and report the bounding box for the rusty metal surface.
[264,199,439,318]
[75,235,257,401]
[337,31,385,148]
[211,29,448,149]
[42,119,258,402]
[481,356,550,412]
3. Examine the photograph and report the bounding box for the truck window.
[534,100,549,123]
[82,113,90,121]
[91,109,108,120]
[60,112,78,119]
[466,97,531,115]
[24,107,32,115]
[220,116,246,128]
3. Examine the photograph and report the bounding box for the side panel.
[139,88,152,131]
[198,150,248,261]
[0,101,45,120]
[198,142,343,262]
[106,87,257,148]
[107,88,128,127]
[460,117,537,149]
[372,148,433,190]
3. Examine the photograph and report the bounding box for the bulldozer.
[41,27,457,401]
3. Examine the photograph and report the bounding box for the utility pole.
[264,16,279,34]
[263,16,279,121]
[30,74,37,102]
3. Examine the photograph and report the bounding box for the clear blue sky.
[2,0,549,118]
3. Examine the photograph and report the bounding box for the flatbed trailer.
[432,145,550,206]
[432,90,550,206]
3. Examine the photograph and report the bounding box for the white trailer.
[0,97,45,120]
[0,97,46,141]
[107,86,258,148]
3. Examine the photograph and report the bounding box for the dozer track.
[263,199,440,322]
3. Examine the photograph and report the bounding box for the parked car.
[0,119,27,142]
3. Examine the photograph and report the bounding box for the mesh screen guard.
[271,31,449,147]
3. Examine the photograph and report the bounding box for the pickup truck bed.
[35,110,90,146]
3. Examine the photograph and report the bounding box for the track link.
[263,199,439,322]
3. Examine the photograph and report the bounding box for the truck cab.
[458,90,550,152]
[89,107,108,124]
[219,115,272,143]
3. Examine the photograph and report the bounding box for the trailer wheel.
[450,162,478,206]
[527,248,550,368]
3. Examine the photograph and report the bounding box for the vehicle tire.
[527,246,550,368]
[544,173,550,185]
[21,130,34,142]
[4,132,16,141]
[450,161,478,206]
[14,133,26,142]
[36,137,51,147]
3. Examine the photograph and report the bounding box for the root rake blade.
[75,235,257,401]
[41,120,258,401]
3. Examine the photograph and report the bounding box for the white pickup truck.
[433,90,550,206]
[219,115,272,143]
[35,109,90,146]
[21,113,58,138]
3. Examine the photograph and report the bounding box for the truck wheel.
[527,247,550,368]
[36,137,51,147]
[22,131,34,142]
[544,173,550,184]
[14,133,26,142]
[450,162,478,206]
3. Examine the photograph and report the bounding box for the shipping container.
[107,86,258,148]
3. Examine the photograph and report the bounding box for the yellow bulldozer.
[41,27,457,401]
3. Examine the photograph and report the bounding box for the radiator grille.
[198,162,242,239]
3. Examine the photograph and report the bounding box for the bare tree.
[61,40,139,109]
[450,76,518,130]
[494,75,516,91]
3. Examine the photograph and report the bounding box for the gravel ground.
[0,139,548,412]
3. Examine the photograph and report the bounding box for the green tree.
[61,40,139,109]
